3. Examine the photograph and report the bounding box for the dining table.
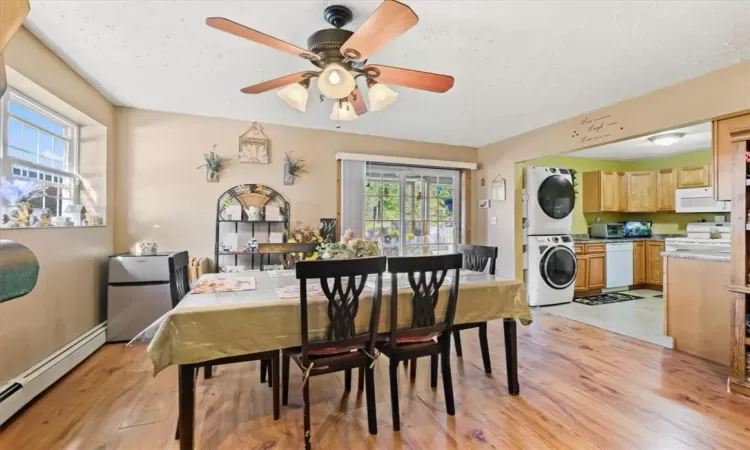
[144,270,532,376]
[137,268,532,449]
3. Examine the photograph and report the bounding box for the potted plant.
[197,145,230,182]
[283,151,307,185]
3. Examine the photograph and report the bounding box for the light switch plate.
[491,217,497,225]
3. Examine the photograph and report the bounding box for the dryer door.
[537,175,575,219]
[540,245,577,289]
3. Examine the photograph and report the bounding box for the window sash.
[1,88,80,207]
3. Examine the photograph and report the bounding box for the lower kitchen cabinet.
[575,256,588,290]
[574,244,606,293]
[633,241,646,284]
[646,241,665,285]
[587,254,606,289]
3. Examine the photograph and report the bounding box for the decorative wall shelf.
[214,184,290,271]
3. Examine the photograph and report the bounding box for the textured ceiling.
[23,1,750,147]
[567,123,712,160]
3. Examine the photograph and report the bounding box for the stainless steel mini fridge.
[106,252,177,342]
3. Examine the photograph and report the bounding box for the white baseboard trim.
[0,322,106,426]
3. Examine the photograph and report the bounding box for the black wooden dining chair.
[281,256,386,450]
[377,254,462,431]
[257,242,320,385]
[453,244,518,394]
[453,244,497,368]
[173,256,280,449]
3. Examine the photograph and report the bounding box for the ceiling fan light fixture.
[367,80,398,112]
[330,100,359,121]
[277,80,310,112]
[648,132,686,147]
[318,63,356,99]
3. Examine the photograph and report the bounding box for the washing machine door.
[537,174,575,219]
[539,245,577,289]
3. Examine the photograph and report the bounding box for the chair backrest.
[386,254,462,346]
[168,251,190,307]
[457,244,498,275]
[295,256,387,363]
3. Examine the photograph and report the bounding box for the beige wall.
[0,28,114,383]
[114,108,477,259]
[476,61,750,279]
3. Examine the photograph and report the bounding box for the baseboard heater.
[0,323,106,426]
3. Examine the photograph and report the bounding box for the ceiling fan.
[206,0,454,124]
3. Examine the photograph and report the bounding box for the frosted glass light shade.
[330,101,358,121]
[277,82,309,112]
[648,132,686,147]
[368,82,399,112]
[318,63,356,99]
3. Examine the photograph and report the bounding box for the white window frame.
[0,88,80,207]
[363,163,462,256]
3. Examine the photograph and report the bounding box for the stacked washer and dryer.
[524,167,578,307]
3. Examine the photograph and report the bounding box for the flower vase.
[283,165,295,185]
[207,170,219,183]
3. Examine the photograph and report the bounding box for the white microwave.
[675,187,731,213]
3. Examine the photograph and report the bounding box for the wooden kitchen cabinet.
[575,256,588,291]
[587,253,606,289]
[655,168,676,211]
[626,171,656,212]
[582,171,623,213]
[676,165,710,188]
[713,113,750,201]
[646,241,665,285]
[633,241,646,284]
[618,172,627,212]
[574,244,606,293]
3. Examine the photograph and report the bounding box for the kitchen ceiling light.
[330,100,358,121]
[318,63,356,99]
[367,80,398,112]
[648,132,686,147]
[277,80,310,112]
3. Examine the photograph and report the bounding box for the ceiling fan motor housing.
[307,28,365,69]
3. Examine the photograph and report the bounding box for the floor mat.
[573,292,644,306]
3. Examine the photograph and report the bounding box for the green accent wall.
[522,150,726,235]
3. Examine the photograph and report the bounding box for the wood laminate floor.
[1,312,749,449]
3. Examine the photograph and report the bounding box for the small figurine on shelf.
[246,238,259,252]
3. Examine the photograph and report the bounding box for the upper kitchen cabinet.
[656,168,676,211]
[714,113,750,201]
[626,171,656,212]
[676,165,710,188]
[582,171,623,213]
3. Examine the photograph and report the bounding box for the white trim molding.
[335,152,478,170]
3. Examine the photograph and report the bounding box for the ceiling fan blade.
[364,65,454,93]
[241,72,315,94]
[206,17,320,61]
[340,0,418,61]
[347,87,368,116]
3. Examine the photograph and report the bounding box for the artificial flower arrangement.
[317,229,381,260]
[1,178,46,228]
[287,221,324,244]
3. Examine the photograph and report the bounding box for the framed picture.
[491,175,506,201]
[239,122,270,164]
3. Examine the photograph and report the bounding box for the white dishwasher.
[605,242,634,289]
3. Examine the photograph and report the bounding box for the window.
[1,90,78,218]
[363,163,460,256]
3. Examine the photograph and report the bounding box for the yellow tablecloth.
[146,271,531,375]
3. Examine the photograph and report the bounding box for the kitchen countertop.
[572,234,682,244]
[661,250,731,262]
